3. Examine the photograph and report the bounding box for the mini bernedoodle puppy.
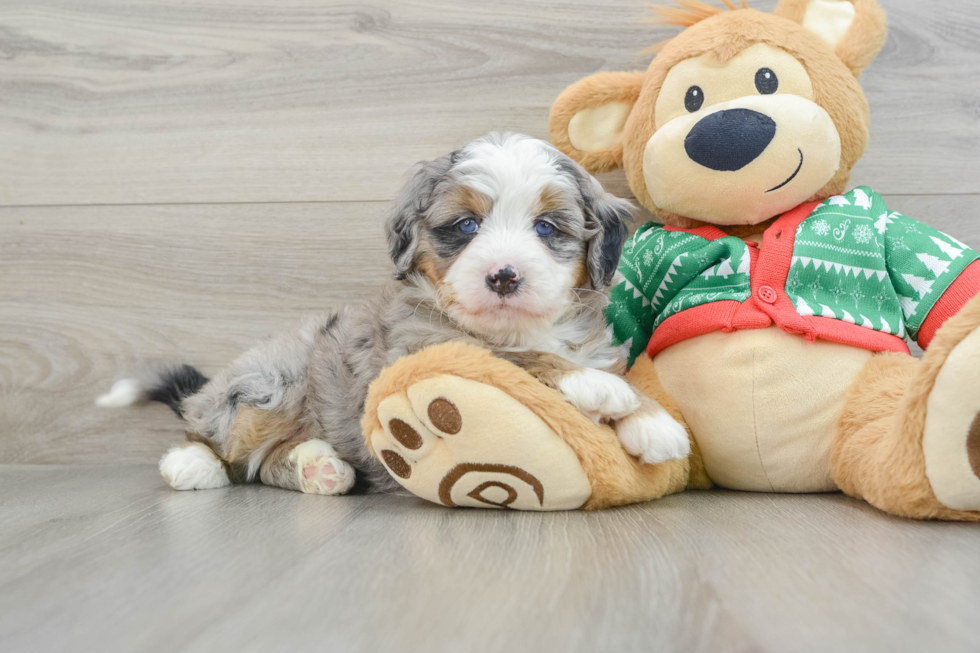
[99,133,690,495]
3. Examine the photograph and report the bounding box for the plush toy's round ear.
[774,0,887,77]
[549,71,645,174]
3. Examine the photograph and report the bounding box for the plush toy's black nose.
[684,109,777,172]
[486,266,521,296]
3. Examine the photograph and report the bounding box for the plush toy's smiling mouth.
[766,149,804,193]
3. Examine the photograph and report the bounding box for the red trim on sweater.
[647,309,910,356]
[807,317,910,354]
[645,201,911,357]
[733,202,819,339]
[918,259,980,349]
[663,224,730,241]
[647,301,742,356]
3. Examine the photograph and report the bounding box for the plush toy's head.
[550,0,887,230]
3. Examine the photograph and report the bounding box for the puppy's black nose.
[487,266,521,296]
[685,108,776,171]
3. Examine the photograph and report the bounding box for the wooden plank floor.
[1,465,979,653]
[1,0,979,464]
[2,2,980,650]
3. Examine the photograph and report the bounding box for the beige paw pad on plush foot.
[923,325,980,511]
[370,375,592,510]
[290,440,356,496]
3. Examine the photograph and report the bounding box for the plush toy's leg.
[362,343,690,510]
[627,354,712,490]
[832,295,980,521]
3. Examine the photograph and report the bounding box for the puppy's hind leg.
[259,439,356,496]
[159,441,232,490]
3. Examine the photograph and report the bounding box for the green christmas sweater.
[608,187,980,366]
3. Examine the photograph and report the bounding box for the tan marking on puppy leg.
[224,407,305,482]
[259,439,356,495]
[258,439,305,491]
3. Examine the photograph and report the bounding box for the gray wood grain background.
[1,0,979,463]
[2,465,978,653]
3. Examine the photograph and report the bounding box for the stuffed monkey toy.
[364,0,980,520]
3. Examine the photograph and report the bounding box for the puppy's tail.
[96,364,209,418]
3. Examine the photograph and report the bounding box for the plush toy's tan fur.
[552,5,881,224]
[363,343,690,509]
[545,0,980,519]
[833,295,980,521]
[774,0,887,76]
[361,0,980,517]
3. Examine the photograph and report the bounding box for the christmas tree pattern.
[609,224,751,364]
[788,187,977,340]
[608,187,979,365]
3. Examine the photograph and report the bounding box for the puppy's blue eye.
[534,221,555,237]
[457,218,478,234]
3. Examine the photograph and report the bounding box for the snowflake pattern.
[874,286,892,311]
[609,186,980,365]
[852,286,866,306]
[809,276,825,300]
[812,219,831,236]
[853,224,874,245]
[830,279,849,305]
[902,221,921,236]
[887,235,911,252]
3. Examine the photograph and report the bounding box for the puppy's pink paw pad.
[291,442,355,496]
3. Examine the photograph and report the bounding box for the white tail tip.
[96,378,146,408]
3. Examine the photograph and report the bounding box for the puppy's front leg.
[498,351,690,465]
[614,392,691,466]
[501,351,638,422]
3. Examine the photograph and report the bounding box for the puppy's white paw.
[159,443,231,490]
[291,440,356,496]
[616,410,691,465]
[557,369,641,422]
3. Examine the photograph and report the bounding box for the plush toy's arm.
[874,189,980,348]
[606,222,716,366]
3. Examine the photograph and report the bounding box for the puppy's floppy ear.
[550,71,645,174]
[385,152,454,279]
[774,0,887,77]
[560,157,633,289]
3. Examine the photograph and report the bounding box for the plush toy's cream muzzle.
[644,93,841,225]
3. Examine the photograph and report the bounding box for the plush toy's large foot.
[362,343,691,510]
[833,295,980,521]
[923,324,980,510]
[370,374,592,510]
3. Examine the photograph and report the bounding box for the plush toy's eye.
[457,218,479,234]
[755,68,778,95]
[684,86,704,112]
